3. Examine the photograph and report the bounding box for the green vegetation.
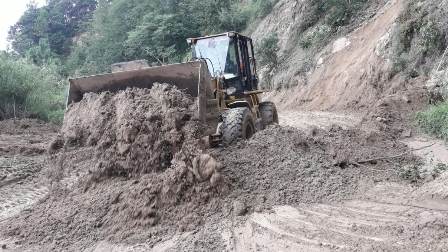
[397,1,448,141]
[391,0,448,77]
[297,0,368,49]
[0,52,65,122]
[432,163,448,179]
[399,164,422,183]
[257,33,280,69]
[299,24,332,49]
[8,0,96,58]
[416,102,448,142]
[2,0,278,122]
[65,0,278,75]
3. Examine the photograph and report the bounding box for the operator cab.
[188,32,258,97]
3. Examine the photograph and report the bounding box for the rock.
[48,136,64,154]
[376,117,387,123]
[210,172,223,187]
[332,37,351,53]
[1,244,6,249]
[401,129,412,138]
[233,201,247,216]
[192,154,222,182]
[254,205,263,213]
[317,57,324,66]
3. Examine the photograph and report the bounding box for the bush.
[391,0,448,77]
[0,53,65,123]
[257,33,280,69]
[299,24,332,49]
[297,0,368,32]
[416,102,448,141]
[253,0,277,18]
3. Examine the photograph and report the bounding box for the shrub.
[257,33,280,69]
[0,53,65,123]
[299,24,332,49]
[253,0,277,18]
[432,163,448,179]
[391,0,448,77]
[416,102,448,141]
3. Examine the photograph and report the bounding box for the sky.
[0,0,47,50]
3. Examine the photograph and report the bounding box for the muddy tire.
[259,101,279,128]
[222,107,256,145]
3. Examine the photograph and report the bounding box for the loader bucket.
[68,61,218,130]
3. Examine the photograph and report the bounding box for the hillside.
[255,0,446,110]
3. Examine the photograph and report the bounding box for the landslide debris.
[0,84,416,251]
[2,84,226,250]
[211,124,414,210]
[59,83,206,177]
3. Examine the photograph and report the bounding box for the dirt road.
[89,110,448,252]
[208,111,448,252]
[0,120,57,222]
[1,112,447,252]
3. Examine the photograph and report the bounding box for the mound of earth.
[58,84,207,177]
[1,84,226,250]
[1,96,416,251]
[211,124,414,210]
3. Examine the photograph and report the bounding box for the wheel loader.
[67,32,278,146]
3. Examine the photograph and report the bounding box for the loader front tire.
[222,107,255,145]
[259,101,279,128]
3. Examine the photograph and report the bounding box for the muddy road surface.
[0,120,57,224]
[0,110,447,252]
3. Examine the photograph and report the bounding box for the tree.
[8,0,97,57]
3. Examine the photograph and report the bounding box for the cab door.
[237,36,258,91]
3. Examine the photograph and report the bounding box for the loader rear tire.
[259,101,279,128]
[221,107,255,145]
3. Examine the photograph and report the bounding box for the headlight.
[226,87,237,95]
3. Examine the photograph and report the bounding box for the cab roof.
[187,32,250,45]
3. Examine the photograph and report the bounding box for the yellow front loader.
[68,32,278,146]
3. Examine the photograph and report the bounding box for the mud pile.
[1,86,416,251]
[2,84,226,250]
[212,124,414,210]
[169,125,418,251]
[59,84,205,177]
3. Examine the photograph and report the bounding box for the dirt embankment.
[1,84,226,250]
[0,84,421,251]
[262,0,430,139]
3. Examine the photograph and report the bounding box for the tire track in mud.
[230,196,448,251]
[0,157,49,222]
[0,120,57,225]
[217,111,447,252]
[0,183,49,222]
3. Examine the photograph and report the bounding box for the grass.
[416,102,448,141]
